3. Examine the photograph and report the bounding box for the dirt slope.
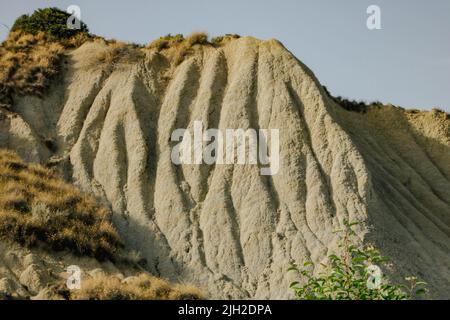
[0,37,448,299]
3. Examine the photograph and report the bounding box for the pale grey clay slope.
[0,37,449,298]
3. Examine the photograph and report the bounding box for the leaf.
[329,254,340,261]
[351,256,366,263]
[415,288,427,295]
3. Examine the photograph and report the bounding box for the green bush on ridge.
[11,7,89,40]
[322,86,383,113]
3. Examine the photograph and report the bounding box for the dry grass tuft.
[211,34,241,45]
[0,31,65,107]
[95,41,127,65]
[63,32,90,48]
[148,38,170,51]
[146,32,211,66]
[0,149,122,261]
[0,30,91,108]
[431,107,450,120]
[70,273,203,300]
[93,40,144,70]
[147,33,184,52]
[185,32,208,46]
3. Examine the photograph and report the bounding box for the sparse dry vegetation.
[0,25,241,108]
[431,107,450,120]
[147,33,185,52]
[147,32,215,66]
[0,31,65,107]
[186,32,209,46]
[69,273,203,300]
[0,149,122,261]
[211,33,241,45]
[64,32,91,48]
[93,40,144,69]
[0,8,92,108]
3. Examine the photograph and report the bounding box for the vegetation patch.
[431,107,450,120]
[0,31,65,105]
[11,7,89,41]
[0,149,122,261]
[289,221,427,300]
[211,34,241,45]
[68,273,203,300]
[322,86,383,113]
[147,32,209,65]
[0,8,91,108]
[148,32,240,66]
[93,39,144,70]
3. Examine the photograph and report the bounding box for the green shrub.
[11,7,89,40]
[322,86,383,113]
[289,221,427,300]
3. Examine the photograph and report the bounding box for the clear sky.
[1,0,449,111]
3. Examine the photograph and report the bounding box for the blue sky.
[1,0,449,111]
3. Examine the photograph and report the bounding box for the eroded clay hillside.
[0,36,449,299]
